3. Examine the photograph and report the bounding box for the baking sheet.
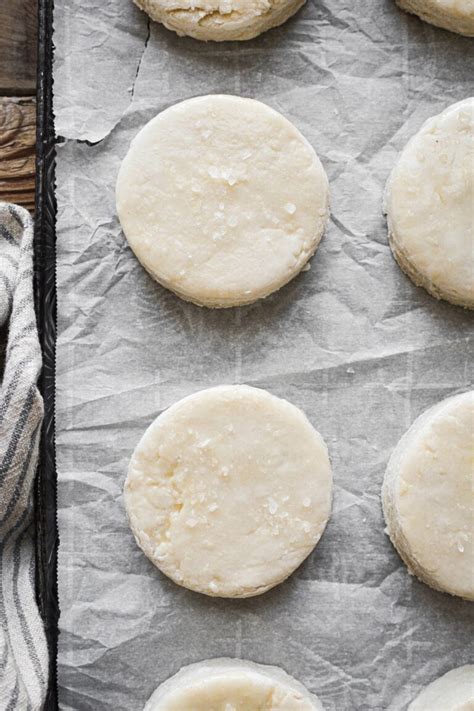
[35,2,58,708]
[53,1,474,709]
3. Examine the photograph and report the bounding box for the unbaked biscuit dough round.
[133,0,306,41]
[384,98,474,308]
[124,385,332,598]
[382,391,474,600]
[408,666,474,710]
[116,95,329,308]
[144,659,325,710]
[396,0,474,36]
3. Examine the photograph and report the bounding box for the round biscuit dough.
[382,391,474,600]
[124,385,332,598]
[133,0,306,41]
[116,95,329,308]
[144,659,325,710]
[408,665,474,710]
[396,0,474,36]
[384,98,474,308]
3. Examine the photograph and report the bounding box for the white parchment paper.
[54,1,474,709]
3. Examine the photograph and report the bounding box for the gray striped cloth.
[0,204,49,710]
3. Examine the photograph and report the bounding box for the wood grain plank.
[0,0,37,95]
[0,97,36,212]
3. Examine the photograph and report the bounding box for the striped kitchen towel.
[0,204,48,710]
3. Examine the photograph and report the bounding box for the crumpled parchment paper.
[53,1,474,709]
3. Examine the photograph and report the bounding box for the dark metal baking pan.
[34,0,58,707]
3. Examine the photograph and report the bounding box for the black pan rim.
[34,0,58,708]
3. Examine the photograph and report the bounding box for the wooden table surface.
[0,0,37,212]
